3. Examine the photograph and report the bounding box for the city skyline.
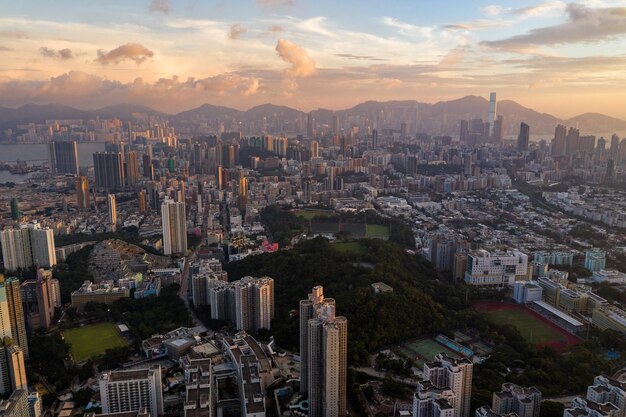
[2,1,626,117]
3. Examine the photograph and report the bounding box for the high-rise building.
[418,353,473,417]
[27,392,42,417]
[566,375,626,417]
[9,199,19,222]
[48,141,79,175]
[585,249,606,272]
[100,365,163,417]
[161,199,187,255]
[0,278,27,358]
[142,154,153,179]
[552,124,567,157]
[0,389,28,417]
[5,346,26,393]
[492,383,541,417]
[125,151,139,187]
[93,152,125,190]
[610,134,620,158]
[488,92,497,137]
[299,286,347,417]
[107,194,117,226]
[207,276,274,332]
[372,129,379,149]
[566,127,580,156]
[493,115,504,143]
[307,112,314,138]
[310,140,319,158]
[76,176,90,210]
[517,122,530,152]
[138,190,147,214]
[0,223,56,271]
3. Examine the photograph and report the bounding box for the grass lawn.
[486,309,566,345]
[294,209,333,220]
[331,241,366,255]
[366,224,390,238]
[63,322,127,363]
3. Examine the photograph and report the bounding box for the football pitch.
[396,338,461,368]
[63,322,127,363]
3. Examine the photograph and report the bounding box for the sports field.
[473,301,580,350]
[396,338,461,368]
[63,322,127,363]
[331,241,366,255]
[366,224,390,238]
[294,209,334,220]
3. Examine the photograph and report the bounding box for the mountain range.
[1,96,625,136]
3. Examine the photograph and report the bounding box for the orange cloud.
[95,43,154,65]
[275,39,316,78]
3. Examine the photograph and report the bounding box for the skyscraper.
[492,383,542,417]
[310,140,319,158]
[93,152,125,190]
[517,122,530,152]
[125,151,139,187]
[142,153,154,179]
[493,115,504,143]
[107,194,117,226]
[566,127,580,156]
[75,176,90,210]
[48,141,79,175]
[421,353,473,417]
[161,199,187,255]
[307,112,314,138]
[0,278,27,358]
[552,124,567,157]
[372,129,379,149]
[299,286,347,417]
[488,92,497,137]
[9,199,19,222]
[100,365,163,417]
[138,190,147,214]
[0,224,56,271]
[5,346,26,392]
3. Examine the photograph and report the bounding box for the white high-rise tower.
[488,92,497,137]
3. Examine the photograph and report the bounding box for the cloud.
[335,53,388,62]
[149,0,170,13]
[268,25,284,33]
[0,30,29,39]
[483,5,504,16]
[0,71,261,111]
[511,1,565,17]
[0,46,15,52]
[275,39,316,77]
[256,0,294,7]
[444,20,508,30]
[95,43,154,65]
[228,24,247,40]
[482,3,626,50]
[39,47,73,60]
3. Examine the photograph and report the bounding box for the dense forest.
[226,236,619,407]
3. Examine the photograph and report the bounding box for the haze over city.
[2,3,626,417]
[2,0,626,117]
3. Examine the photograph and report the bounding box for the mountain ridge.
[1,98,625,135]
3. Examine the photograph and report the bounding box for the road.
[179,251,201,326]
[355,367,419,387]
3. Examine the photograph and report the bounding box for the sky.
[1,0,626,118]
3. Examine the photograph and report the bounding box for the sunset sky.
[1,0,626,117]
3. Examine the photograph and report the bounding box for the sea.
[0,142,105,183]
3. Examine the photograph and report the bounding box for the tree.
[541,401,564,417]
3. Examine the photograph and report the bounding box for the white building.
[100,365,163,417]
[162,199,187,255]
[0,223,56,271]
[513,282,543,304]
[419,353,473,417]
[592,270,626,285]
[464,250,529,287]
